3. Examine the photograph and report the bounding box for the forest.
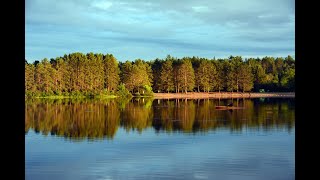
[25,53,295,98]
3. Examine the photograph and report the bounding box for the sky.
[26,0,295,62]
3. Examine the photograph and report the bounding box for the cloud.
[91,1,113,10]
[25,0,294,61]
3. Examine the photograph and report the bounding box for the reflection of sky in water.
[26,127,294,180]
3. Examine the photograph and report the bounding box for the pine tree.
[34,59,55,94]
[132,59,153,93]
[238,64,254,92]
[195,60,217,92]
[151,58,162,92]
[121,61,134,92]
[212,60,224,92]
[177,59,195,93]
[25,62,35,95]
[103,54,120,92]
[159,60,174,93]
[94,53,105,92]
[224,61,236,92]
[55,58,68,94]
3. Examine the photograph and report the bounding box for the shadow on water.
[25,97,295,141]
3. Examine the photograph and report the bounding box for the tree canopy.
[25,53,295,97]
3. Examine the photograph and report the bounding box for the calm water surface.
[25,98,295,180]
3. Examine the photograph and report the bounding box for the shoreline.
[152,92,295,99]
[26,92,295,100]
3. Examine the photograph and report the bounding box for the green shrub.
[116,83,132,98]
[141,85,153,96]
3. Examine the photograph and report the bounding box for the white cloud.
[191,6,209,13]
[26,0,295,61]
[91,1,113,10]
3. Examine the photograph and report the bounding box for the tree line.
[25,53,295,97]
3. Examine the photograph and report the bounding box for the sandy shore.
[153,92,295,99]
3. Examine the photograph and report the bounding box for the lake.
[25,98,295,180]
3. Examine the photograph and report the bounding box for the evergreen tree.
[151,58,163,92]
[121,61,134,92]
[212,60,224,92]
[195,60,217,92]
[159,59,174,93]
[55,58,68,94]
[224,60,236,92]
[35,58,54,94]
[238,64,254,92]
[103,54,120,92]
[177,59,195,93]
[172,59,181,93]
[25,62,35,95]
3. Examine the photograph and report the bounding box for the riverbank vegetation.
[25,53,295,98]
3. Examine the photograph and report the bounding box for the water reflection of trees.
[25,98,295,140]
[121,98,154,133]
[25,98,121,140]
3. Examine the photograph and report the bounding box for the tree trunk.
[236,78,239,92]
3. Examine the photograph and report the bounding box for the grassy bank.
[153,92,295,99]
